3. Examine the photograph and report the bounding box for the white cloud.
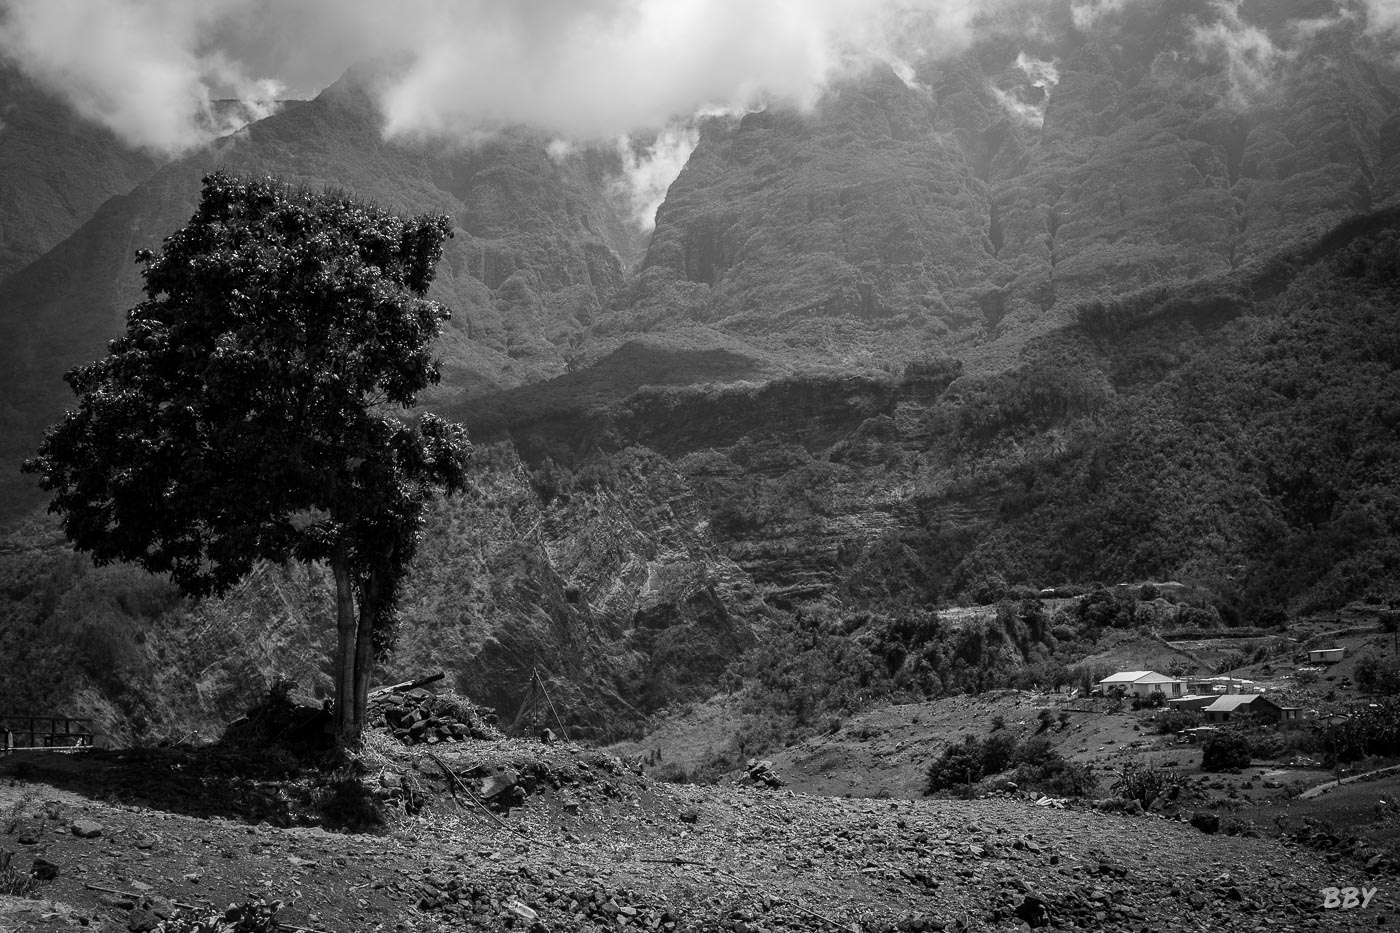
[993,51,1057,127]
[889,56,931,92]
[0,0,282,154]
[1016,51,1059,88]
[1190,0,1291,106]
[545,139,576,163]
[614,124,702,229]
[1363,0,1400,33]
[1070,0,1130,32]
[0,0,1034,153]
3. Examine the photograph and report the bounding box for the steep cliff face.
[615,2,1400,370]
[387,445,763,733]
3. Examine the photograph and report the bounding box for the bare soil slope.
[0,732,1383,932]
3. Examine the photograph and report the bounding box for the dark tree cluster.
[25,173,470,745]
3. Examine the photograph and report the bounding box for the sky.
[2,0,1399,224]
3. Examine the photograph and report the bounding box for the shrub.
[1356,654,1400,695]
[925,735,987,793]
[651,763,693,784]
[1202,731,1252,771]
[1010,737,1097,797]
[1154,709,1201,734]
[981,732,1020,774]
[990,714,1006,732]
[0,848,42,897]
[1111,763,1188,809]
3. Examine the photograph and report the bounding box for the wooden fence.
[1,715,95,752]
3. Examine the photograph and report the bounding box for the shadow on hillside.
[0,742,378,831]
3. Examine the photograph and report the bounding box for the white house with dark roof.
[1096,670,1186,698]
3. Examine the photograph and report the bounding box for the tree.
[1381,610,1400,654]
[23,172,470,746]
[1201,730,1251,771]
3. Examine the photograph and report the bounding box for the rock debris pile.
[368,684,502,746]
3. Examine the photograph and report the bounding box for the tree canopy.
[24,171,470,744]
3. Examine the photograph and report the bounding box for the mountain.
[614,4,1400,373]
[0,65,165,281]
[0,69,650,522]
[4,0,1400,744]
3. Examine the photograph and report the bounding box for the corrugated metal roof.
[1205,694,1274,713]
[1098,671,1179,684]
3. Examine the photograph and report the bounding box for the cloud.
[1070,0,1131,32]
[614,125,703,229]
[1016,50,1059,88]
[1190,0,1291,106]
[993,51,1058,127]
[0,0,282,154]
[1362,0,1400,34]
[0,0,1034,154]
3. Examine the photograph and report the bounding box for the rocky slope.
[0,735,1388,932]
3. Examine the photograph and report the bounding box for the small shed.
[1097,671,1186,698]
[1279,707,1307,723]
[1203,694,1283,724]
[1308,647,1345,664]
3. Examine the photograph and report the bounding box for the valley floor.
[0,738,1385,933]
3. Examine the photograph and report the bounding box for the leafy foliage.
[925,731,1094,797]
[1110,763,1188,809]
[22,172,469,744]
[1201,730,1252,771]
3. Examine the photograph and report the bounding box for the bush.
[1111,763,1188,809]
[1154,709,1201,734]
[651,763,693,784]
[1202,731,1252,771]
[925,735,986,793]
[1012,738,1097,797]
[981,732,1020,774]
[1356,655,1400,695]
[0,848,43,897]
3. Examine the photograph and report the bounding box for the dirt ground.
[0,731,1390,932]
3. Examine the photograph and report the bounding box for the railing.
[1,715,95,753]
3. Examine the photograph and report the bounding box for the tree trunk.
[352,569,381,746]
[331,547,359,746]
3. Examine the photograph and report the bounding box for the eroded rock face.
[384,445,763,734]
[617,6,1400,367]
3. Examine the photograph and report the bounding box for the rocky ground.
[0,729,1389,933]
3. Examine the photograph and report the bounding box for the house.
[1308,647,1346,664]
[1166,695,1216,712]
[1097,671,1186,698]
[1203,694,1283,724]
[1279,707,1308,723]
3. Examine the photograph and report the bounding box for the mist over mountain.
[4,0,1400,742]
